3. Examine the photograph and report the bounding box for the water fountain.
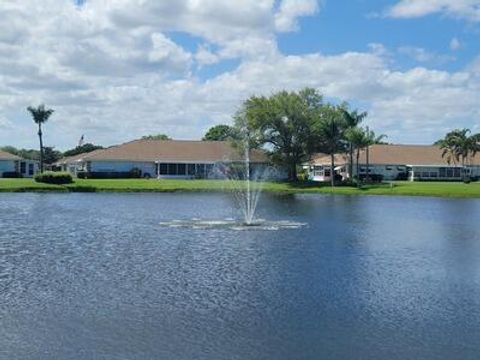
[159,126,306,231]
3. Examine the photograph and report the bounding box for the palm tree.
[317,106,346,187]
[439,129,480,180]
[342,108,367,181]
[364,127,386,182]
[345,127,369,182]
[27,104,54,173]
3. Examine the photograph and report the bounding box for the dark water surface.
[1,193,480,359]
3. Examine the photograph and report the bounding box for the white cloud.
[387,0,480,21]
[0,0,479,149]
[275,0,321,32]
[450,37,462,50]
[398,46,455,64]
[195,45,220,66]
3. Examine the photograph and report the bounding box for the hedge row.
[34,171,73,184]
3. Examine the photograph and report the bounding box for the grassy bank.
[1,178,480,198]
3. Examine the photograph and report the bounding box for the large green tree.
[27,104,54,172]
[236,88,324,181]
[203,124,235,141]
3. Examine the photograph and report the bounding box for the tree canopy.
[1,146,62,164]
[141,134,171,140]
[202,125,235,141]
[235,88,326,180]
[63,143,104,158]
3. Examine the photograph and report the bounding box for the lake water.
[1,193,480,359]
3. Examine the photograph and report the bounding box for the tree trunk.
[366,145,370,183]
[38,123,44,173]
[330,153,335,187]
[356,149,360,186]
[290,162,297,182]
[349,143,354,182]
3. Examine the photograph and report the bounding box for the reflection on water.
[1,193,480,360]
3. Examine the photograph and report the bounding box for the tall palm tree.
[345,127,369,182]
[364,127,386,182]
[342,108,367,181]
[317,106,346,187]
[27,104,54,173]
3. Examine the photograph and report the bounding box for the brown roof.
[71,140,269,163]
[0,150,22,161]
[310,144,480,166]
[55,148,106,165]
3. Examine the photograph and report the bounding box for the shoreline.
[1,179,480,198]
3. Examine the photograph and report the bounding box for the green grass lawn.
[1,178,480,198]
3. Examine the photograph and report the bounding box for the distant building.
[307,144,480,182]
[0,150,39,178]
[56,139,279,179]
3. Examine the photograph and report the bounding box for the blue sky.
[1,0,480,150]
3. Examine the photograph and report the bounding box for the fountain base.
[159,218,306,231]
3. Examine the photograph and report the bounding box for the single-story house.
[306,144,480,182]
[56,139,278,179]
[0,150,39,178]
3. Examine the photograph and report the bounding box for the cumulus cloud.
[0,0,479,148]
[386,0,480,21]
[275,0,321,31]
[398,46,455,64]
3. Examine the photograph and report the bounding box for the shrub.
[129,167,142,178]
[34,171,73,184]
[77,171,88,179]
[2,171,23,178]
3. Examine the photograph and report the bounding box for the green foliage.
[0,146,61,164]
[438,129,480,168]
[141,134,171,140]
[34,171,73,184]
[27,104,54,125]
[235,87,325,180]
[63,143,104,157]
[202,125,235,141]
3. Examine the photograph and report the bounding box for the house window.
[28,164,34,176]
[177,164,186,175]
[20,162,26,174]
[205,164,214,176]
[439,168,446,177]
[385,166,392,171]
[397,166,405,171]
[167,163,177,175]
[430,172,438,178]
[454,168,461,177]
[187,164,196,175]
[159,163,168,175]
[422,172,430,178]
[446,169,454,177]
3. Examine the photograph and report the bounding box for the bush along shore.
[0,178,480,198]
